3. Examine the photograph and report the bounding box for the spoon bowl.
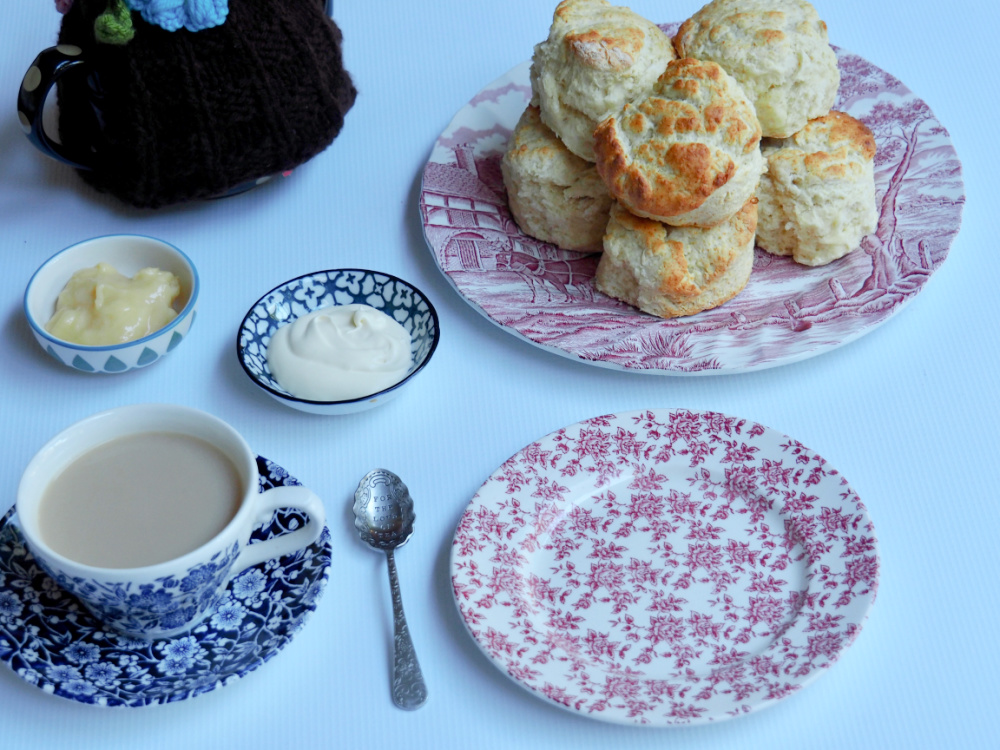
[354,470,414,549]
[353,469,428,710]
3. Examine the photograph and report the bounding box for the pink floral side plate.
[420,27,964,373]
[450,409,879,726]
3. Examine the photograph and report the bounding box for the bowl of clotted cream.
[237,269,440,415]
[23,234,199,373]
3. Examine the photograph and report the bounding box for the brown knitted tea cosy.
[56,0,357,208]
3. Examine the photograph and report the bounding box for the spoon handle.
[385,548,428,710]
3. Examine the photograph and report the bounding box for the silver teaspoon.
[353,469,428,710]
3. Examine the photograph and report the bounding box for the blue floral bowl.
[24,235,199,373]
[237,269,440,415]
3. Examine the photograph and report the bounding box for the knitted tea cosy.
[56,0,356,208]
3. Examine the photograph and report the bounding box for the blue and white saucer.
[0,457,331,707]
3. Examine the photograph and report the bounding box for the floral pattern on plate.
[0,457,331,707]
[450,410,879,726]
[420,26,964,373]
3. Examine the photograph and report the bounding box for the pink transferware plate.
[419,26,964,374]
[450,409,879,726]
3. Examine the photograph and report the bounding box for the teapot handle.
[16,45,96,171]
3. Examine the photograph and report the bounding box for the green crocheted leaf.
[94,0,135,45]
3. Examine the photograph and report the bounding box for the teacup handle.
[17,45,97,170]
[230,485,326,575]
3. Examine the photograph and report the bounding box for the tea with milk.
[38,432,243,568]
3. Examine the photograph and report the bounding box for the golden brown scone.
[593,58,764,228]
[756,111,877,266]
[501,105,612,252]
[596,198,757,318]
[673,0,839,139]
[529,0,675,162]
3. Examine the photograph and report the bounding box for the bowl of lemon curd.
[24,234,199,373]
[237,269,440,416]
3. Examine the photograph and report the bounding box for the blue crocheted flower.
[124,0,229,32]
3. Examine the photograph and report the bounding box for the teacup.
[15,403,326,640]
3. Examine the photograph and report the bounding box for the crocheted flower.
[54,0,74,13]
[124,0,229,32]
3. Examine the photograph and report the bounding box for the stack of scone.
[501,0,877,319]
[504,0,761,318]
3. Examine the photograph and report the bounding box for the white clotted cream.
[266,304,412,401]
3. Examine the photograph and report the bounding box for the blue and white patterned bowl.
[23,235,199,373]
[237,269,440,415]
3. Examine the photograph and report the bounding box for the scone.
[501,105,612,253]
[673,0,839,139]
[530,0,675,162]
[593,58,764,228]
[596,198,757,318]
[756,111,877,266]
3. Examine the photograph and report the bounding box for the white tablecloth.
[1,1,996,748]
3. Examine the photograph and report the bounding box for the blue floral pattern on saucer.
[37,535,240,639]
[0,457,331,707]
